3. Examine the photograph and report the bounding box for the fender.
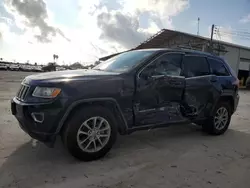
[55,97,129,135]
[210,93,235,116]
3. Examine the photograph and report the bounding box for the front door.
[134,52,186,126]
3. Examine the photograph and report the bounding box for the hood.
[25,69,119,81]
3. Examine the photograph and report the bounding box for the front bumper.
[11,97,65,146]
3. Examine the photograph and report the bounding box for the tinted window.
[141,53,183,77]
[183,56,210,77]
[93,50,156,73]
[208,58,230,76]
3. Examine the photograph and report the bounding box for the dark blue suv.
[11,48,240,161]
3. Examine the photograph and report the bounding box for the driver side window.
[141,53,183,77]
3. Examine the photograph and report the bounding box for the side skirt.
[127,117,207,134]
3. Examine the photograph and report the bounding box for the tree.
[42,62,56,72]
[53,54,59,63]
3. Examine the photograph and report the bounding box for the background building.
[100,29,250,86]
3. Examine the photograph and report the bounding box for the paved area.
[0,71,250,188]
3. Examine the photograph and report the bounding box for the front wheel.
[61,106,117,161]
[202,102,232,135]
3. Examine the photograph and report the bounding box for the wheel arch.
[212,94,234,115]
[56,98,128,136]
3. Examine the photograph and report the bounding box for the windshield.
[93,50,156,73]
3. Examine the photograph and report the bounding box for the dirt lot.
[0,71,250,188]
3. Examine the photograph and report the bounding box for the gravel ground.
[0,71,250,188]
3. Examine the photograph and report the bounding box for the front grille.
[16,84,30,101]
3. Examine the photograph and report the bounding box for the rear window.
[208,58,230,76]
[223,59,236,78]
[183,56,210,77]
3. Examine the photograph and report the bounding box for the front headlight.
[32,87,61,98]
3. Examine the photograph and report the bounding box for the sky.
[0,0,250,65]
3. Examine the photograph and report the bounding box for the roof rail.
[172,46,213,55]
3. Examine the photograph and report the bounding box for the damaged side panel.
[134,75,187,126]
[132,52,219,128]
[180,75,216,119]
[134,76,217,127]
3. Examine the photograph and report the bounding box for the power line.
[216,30,250,36]
[217,33,250,41]
[214,26,250,36]
[214,25,250,41]
[215,27,250,34]
[216,31,250,39]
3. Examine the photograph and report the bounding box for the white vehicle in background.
[35,65,43,72]
[56,66,66,71]
[9,64,19,71]
[0,64,7,70]
[26,65,34,72]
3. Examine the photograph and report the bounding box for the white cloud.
[78,0,189,51]
[120,0,189,18]
[0,16,14,25]
[239,14,250,24]
[1,0,189,64]
[3,0,70,42]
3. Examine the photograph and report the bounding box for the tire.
[61,106,117,161]
[202,102,232,135]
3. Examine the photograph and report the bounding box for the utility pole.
[207,24,215,53]
[210,24,215,41]
[197,17,200,35]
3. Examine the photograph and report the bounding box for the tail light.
[226,63,239,88]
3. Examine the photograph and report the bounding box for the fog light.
[31,112,44,123]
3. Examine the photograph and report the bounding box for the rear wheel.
[202,102,232,135]
[62,106,117,161]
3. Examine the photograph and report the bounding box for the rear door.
[181,55,214,118]
[134,52,186,126]
[208,57,233,93]
[207,57,235,109]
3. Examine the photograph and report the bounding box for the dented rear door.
[181,55,214,118]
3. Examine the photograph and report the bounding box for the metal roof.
[99,28,250,61]
[134,29,250,51]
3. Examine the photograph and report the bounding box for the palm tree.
[53,54,56,63]
[53,54,59,64]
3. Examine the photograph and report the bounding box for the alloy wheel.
[77,116,111,153]
[214,107,229,130]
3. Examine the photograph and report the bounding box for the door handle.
[151,75,165,79]
[210,77,217,82]
[169,80,182,85]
